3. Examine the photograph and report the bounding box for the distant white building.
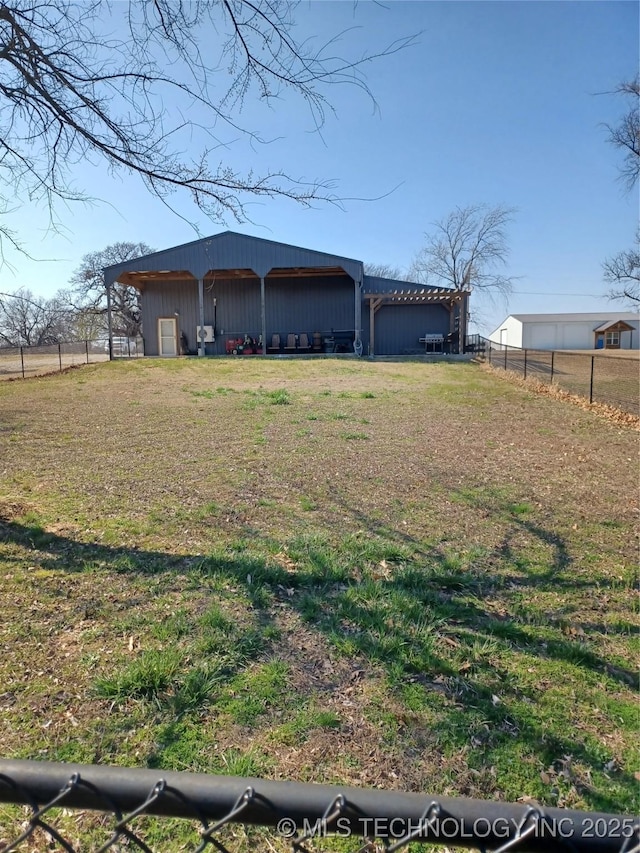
[489,312,639,351]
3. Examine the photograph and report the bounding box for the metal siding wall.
[142,275,358,354]
[209,278,262,348]
[374,305,450,355]
[142,281,199,355]
[360,300,370,354]
[265,276,353,335]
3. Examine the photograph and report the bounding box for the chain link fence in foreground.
[470,338,639,415]
[0,760,637,853]
[0,338,143,380]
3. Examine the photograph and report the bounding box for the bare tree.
[603,230,640,305]
[70,242,154,337]
[364,263,408,281]
[0,287,75,345]
[0,1,414,252]
[603,76,640,192]
[600,78,639,306]
[410,204,516,296]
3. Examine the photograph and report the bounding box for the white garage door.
[528,324,557,350]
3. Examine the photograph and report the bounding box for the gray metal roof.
[103,231,364,283]
[593,318,637,332]
[508,311,639,323]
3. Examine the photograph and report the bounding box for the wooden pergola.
[364,289,470,356]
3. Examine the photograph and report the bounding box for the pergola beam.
[364,289,470,357]
[364,290,466,305]
[369,298,383,357]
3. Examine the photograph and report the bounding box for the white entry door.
[158,318,177,356]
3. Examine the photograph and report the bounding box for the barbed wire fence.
[465,337,639,416]
[0,760,637,853]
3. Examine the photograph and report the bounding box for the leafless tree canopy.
[603,230,640,305]
[363,262,407,281]
[70,242,154,336]
[0,1,414,251]
[603,76,640,192]
[0,287,74,345]
[410,204,516,296]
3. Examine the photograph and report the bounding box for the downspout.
[198,277,205,356]
[105,276,113,361]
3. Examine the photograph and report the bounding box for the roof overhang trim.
[593,320,635,333]
[115,265,352,291]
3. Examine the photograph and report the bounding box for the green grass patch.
[0,356,637,834]
[266,388,290,405]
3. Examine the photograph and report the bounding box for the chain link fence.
[0,760,637,853]
[470,338,639,415]
[0,338,143,380]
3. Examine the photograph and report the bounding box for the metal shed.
[103,232,468,358]
[103,232,363,357]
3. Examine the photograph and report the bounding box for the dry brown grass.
[0,357,637,848]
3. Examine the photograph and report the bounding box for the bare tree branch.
[0,1,416,249]
[363,262,407,280]
[603,230,640,305]
[0,286,75,344]
[411,204,517,296]
[69,242,154,336]
[602,76,640,192]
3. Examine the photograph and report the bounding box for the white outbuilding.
[489,312,639,351]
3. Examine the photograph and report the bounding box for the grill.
[419,333,444,352]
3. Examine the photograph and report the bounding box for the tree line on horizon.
[0,0,636,347]
[0,203,517,347]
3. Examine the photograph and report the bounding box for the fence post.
[20,346,25,379]
[523,349,527,379]
[85,340,89,364]
[550,351,555,384]
[57,343,62,372]
[504,345,508,370]
[127,337,131,358]
[589,355,595,404]
[488,343,492,364]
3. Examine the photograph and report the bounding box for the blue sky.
[1,0,638,332]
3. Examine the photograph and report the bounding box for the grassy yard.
[0,358,637,847]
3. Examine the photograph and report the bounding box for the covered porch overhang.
[108,265,360,357]
[364,289,470,356]
[593,319,634,350]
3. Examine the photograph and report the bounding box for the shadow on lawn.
[0,509,636,813]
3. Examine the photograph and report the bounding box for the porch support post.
[460,292,470,354]
[368,298,382,357]
[105,276,113,361]
[369,299,375,357]
[260,276,266,355]
[354,275,362,354]
[198,277,205,356]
